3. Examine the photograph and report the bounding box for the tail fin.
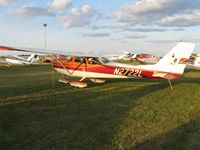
[153,42,195,77]
[27,54,35,62]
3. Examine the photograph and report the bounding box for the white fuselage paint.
[55,68,131,79]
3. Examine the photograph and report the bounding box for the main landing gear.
[58,77,106,88]
[58,77,88,88]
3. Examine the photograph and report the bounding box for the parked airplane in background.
[4,54,37,65]
[187,57,200,70]
[106,51,136,61]
[136,53,161,64]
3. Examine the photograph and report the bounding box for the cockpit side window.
[74,57,82,62]
[88,57,101,64]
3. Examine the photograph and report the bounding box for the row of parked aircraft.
[1,48,199,70]
[0,50,136,65]
[0,42,196,89]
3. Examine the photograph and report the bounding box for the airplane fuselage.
[53,58,182,80]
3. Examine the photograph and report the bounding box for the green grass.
[0,65,200,150]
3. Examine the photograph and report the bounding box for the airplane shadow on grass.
[1,73,200,107]
[0,71,200,149]
[0,78,171,150]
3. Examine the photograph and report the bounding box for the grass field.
[0,65,200,150]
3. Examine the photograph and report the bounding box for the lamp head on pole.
[43,24,47,27]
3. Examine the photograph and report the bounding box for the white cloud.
[81,5,91,14]
[147,36,200,43]
[113,0,200,27]
[0,0,17,4]
[59,5,96,28]
[50,0,71,11]
[82,32,110,37]
[124,34,147,39]
[125,27,167,32]
[123,0,169,14]
[13,7,55,18]
[159,10,200,27]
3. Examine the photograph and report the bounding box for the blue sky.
[0,0,200,56]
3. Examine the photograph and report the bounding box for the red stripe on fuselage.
[53,61,182,79]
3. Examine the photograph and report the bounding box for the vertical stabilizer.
[154,42,195,75]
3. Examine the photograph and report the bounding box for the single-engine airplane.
[0,42,195,89]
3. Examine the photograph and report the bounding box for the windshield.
[99,57,111,64]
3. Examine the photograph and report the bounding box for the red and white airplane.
[136,53,161,64]
[0,42,195,88]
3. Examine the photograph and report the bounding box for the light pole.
[43,23,47,50]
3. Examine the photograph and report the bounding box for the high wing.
[0,45,98,58]
[0,45,51,54]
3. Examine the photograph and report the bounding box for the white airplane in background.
[106,51,136,61]
[5,54,37,65]
[187,57,200,70]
